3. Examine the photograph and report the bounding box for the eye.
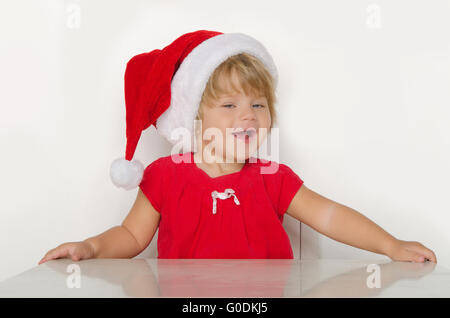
[222,104,235,108]
[253,104,265,108]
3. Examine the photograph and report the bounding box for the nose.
[239,105,257,121]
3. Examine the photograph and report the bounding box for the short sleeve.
[261,162,304,219]
[277,164,304,217]
[139,158,164,213]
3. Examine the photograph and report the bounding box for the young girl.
[39,30,437,264]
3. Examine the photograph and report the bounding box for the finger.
[412,252,426,263]
[38,254,47,264]
[421,253,434,263]
[404,250,425,263]
[44,246,70,262]
[38,249,56,264]
[412,245,437,263]
[426,250,437,263]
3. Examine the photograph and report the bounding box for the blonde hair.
[195,52,277,130]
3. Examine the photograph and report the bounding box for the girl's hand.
[387,239,437,263]
[38,241,96,265]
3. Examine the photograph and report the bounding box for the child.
[39,30,437,264]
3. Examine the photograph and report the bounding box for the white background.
[1,0,449,282]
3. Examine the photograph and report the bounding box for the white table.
[0,258,449,297]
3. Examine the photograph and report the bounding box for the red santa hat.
[110,30,278,190]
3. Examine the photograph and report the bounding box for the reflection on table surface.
[0,258,449,297]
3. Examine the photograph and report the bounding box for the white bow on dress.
[211,188,240,215]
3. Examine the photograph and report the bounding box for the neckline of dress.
[190,152,249,181]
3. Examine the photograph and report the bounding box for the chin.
[235,153,250,163]
[227,147,257,163]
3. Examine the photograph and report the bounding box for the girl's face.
[196,71,271,162]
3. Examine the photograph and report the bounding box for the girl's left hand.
[387,239,437,263]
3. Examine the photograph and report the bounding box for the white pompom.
[110,157,144,190]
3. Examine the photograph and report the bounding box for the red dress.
[139,151,304,259]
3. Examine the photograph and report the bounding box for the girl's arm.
[286,185,437,263]
[39,189,160,263]
[85,189,161,258]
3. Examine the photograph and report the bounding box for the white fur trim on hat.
[155,33,278,153]
[110,157,144,190]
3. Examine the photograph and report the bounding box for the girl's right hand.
[38,241,96,265]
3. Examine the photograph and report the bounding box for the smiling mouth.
[231,129,257,143]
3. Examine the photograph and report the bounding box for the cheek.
[207,111,233,127]
[199,119,230,141]
[257,110,271,127]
